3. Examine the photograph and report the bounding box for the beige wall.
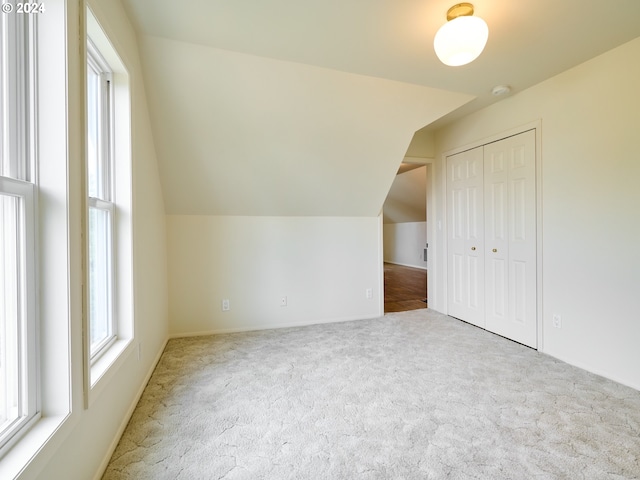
[383,222,427,269]
[431,37,640,389]
[405,129,435,158]
[167,215,383,336]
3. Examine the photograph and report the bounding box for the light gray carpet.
[102,310,640,479]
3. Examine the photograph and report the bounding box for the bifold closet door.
[446,146,485,328]
[484,130,537,348]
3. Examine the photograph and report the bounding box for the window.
[84,7,133,398]
[1,2,76,476]
[0,13,39,453]
[86,40,116,360]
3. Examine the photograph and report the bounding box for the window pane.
[1,14,32,182]
[88,206,112,354]
[87,63,101,199]
[1,19,9,178]
[0,193,22,437]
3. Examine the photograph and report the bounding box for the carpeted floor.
[102,309,640,479]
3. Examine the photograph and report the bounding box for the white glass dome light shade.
[434,15,489,67]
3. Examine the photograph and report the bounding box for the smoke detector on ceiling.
[491,85,511,96]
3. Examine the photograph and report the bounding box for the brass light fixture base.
[446,2,475,21]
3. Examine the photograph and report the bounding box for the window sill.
[88,338,134,407]
[0,413,71,480]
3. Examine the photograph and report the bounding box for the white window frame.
[86,39,117,362]
[0,2,74,477]
[0,12,40,456]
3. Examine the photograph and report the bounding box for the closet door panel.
[485,130,537,348]
[485,147,509,329]
[447,147,485,327]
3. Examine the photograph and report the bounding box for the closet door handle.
[471,247,476,251]
[492,248,497,253]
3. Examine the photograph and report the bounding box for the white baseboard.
[542,351,640,393]
[168,314,382,339]
[92,336,169,480]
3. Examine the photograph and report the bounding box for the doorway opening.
[382,162,429,313]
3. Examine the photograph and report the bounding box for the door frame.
[435,120,543,351]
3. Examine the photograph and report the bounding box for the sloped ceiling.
[138,35,471,215]
[383,167,427,224]
[121,0,640,216]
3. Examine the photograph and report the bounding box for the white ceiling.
[122,0,640,130]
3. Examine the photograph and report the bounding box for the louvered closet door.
[484,130,537,348]
[447,147,485,328]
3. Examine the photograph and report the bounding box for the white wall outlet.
[366,288,373,299]
[280,296,287,307]
[222,299,230,311]
[552,314,562,328]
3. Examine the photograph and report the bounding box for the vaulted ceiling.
[120,0,640,216]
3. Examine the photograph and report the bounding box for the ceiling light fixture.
[434,3,488,67]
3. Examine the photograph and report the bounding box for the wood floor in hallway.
[384,262,427,313]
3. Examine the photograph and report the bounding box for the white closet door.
[447,147,485,328]
[484,130,537,348]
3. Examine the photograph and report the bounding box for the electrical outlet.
[222,299,230,311]
[365,288,373,299]
[552,314,562,328]
[280,296,287,307]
